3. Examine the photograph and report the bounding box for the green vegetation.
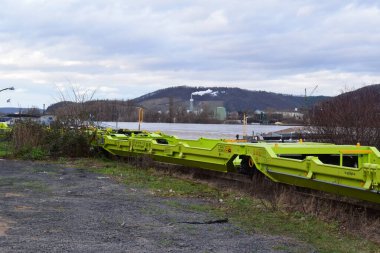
[72,158,379,253]
[78,159,219,198]
[1,120,92,159]
[0,141,10,157]
[18,147,47,160]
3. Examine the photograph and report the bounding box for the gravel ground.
[0,159,314,253]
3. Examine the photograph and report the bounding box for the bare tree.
[308,85,380,148]
[54,85,96,127]
[25,106,42,116]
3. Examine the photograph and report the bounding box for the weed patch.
[20,147,47,160]
[0,141,11,157]
[91,162,219,198]
[9,121,92,159]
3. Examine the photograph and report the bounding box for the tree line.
[308,84,380,148]
[48,99,221,124]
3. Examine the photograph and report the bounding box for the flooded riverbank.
[98,122,297,139]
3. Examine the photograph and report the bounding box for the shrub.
[10,120,92,158]
[11,120,46,156]
[20,147,47,160]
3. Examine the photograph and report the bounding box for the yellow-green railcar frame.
[92,130,380,204]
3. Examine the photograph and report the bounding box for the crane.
[304,85,318,107]
[305,85,318,99]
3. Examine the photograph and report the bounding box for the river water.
[99,122,295,140]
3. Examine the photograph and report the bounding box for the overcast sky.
[0,0,380,108]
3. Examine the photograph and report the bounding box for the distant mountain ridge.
[133,86,328,112]
[0,107,25,114]
[0,107,44,115]
[43,86,329,115]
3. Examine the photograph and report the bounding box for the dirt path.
[0,159,314,252]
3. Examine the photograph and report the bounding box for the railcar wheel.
[238,156,256,177]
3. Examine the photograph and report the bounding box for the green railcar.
[92,129,380,204]
[0,122,11,139]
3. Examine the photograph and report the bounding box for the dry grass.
[240,175,380,244]
[139,159,380,245]
[11,120,46,155]
[279,191,380,244]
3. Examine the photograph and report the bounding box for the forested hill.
[37,84,379,124]
[134,86,328,112]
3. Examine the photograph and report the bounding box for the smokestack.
[189,94,194,112]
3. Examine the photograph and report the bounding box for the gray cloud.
[0,0,380,107]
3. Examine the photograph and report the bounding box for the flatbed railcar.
[92,129,380,204]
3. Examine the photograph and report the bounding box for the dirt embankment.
[0,159,313,252]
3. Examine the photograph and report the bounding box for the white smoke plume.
[192,89,218,96]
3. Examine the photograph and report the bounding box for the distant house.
[227,111,239,120]
[0,114,38,125]
[39,115,56,126]
[276,111,304,120]
[0,114,56,126]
